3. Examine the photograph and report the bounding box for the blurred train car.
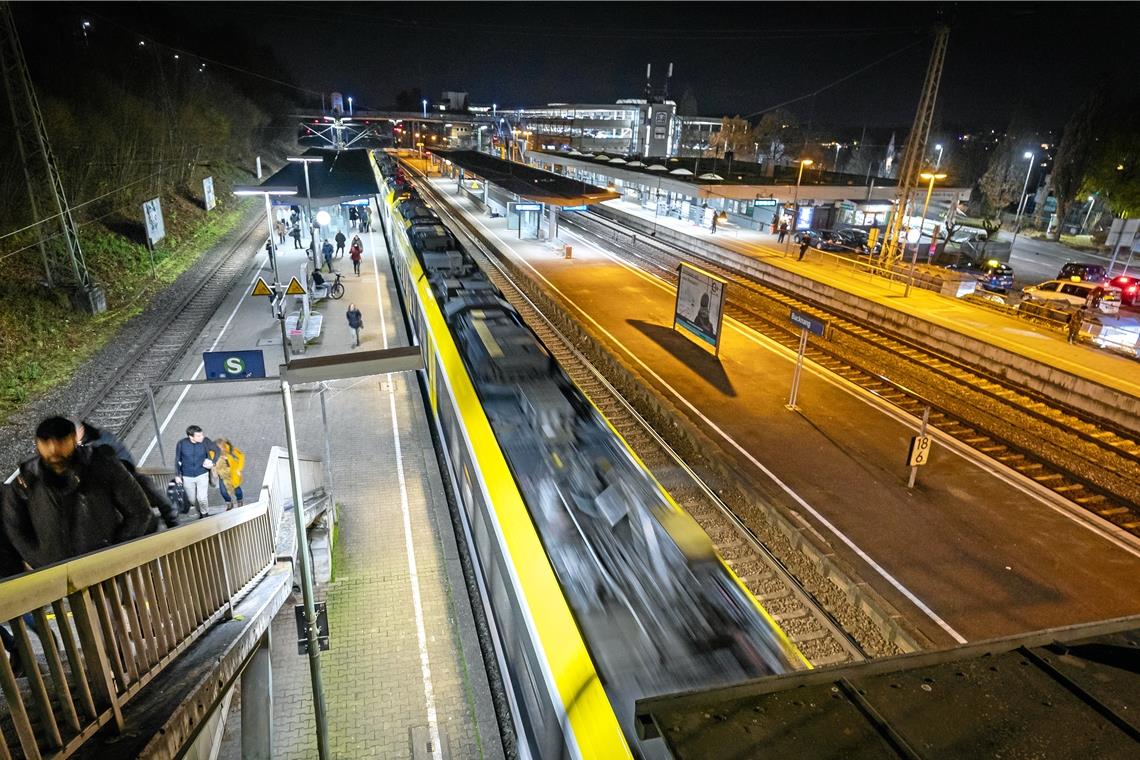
[372,152,805,758]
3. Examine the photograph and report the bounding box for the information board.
[674,262,727,352]
[142,197,165,245]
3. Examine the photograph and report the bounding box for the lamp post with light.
[232,186,297,287]
[1081,195,1096,233]
[1011,151,1034,244]
[287,155,323,270]
[934,143,944,170]
[905,171,946,297]
[347,96,353,117]
[784,158,813,256]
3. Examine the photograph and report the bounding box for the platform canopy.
[433,149,619,207]
[257,148,381,205]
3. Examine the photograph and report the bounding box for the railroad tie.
[1032,473,1064,483]
[1075,494,1106,505]
[1052,484,1083,493]
[1097,507,1129,516]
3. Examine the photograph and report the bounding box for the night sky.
[39,2,1140,132]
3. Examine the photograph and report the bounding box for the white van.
[1021,280,1122,315]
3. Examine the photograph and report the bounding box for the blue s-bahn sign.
[203,350,267,380]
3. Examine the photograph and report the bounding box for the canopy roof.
[434,149,619,206]
[257,148,381,204]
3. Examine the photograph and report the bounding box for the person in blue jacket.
[174,425,221,518]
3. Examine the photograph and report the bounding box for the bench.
[285,311,324,353]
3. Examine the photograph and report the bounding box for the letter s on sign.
[224,356,245,375]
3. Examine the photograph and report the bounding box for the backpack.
[167,479,190,515]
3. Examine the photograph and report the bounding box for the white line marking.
[137,255,269,467]
[434,180,970,643]
[368,200,391,350]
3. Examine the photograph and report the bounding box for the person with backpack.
[290,222,303,250]
[346,303,364,348]
[349,235,364,276]
[322,238,335,272]
[213,439,246,510]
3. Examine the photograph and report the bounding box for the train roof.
[635,615,1140,759]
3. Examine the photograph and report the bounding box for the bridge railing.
[0,446,316,760]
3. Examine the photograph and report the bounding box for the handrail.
[0,446,323,759]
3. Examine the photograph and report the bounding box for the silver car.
[1021,279,1122,315]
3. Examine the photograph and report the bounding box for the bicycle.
[328,271,345,300]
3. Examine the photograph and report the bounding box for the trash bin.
[564,244,573,259]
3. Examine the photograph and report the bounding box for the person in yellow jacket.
[213,438,245,509]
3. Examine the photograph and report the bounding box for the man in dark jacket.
[76,419,178,529]
[0,416,153,571]
[334,229,347,257]
[175,424,221,518]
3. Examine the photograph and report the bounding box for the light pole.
[288,155,323,270]
[1081,195,1096,233]
[1011,151,1034,244]
[347,96,353,116]
[233,186,297,287]
[784,158,813,256]
[833,143,841,172]
[422,98,427,118]
[934,143,944,170]
[905,171,946,297]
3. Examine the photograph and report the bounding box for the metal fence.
[0,446,319,759]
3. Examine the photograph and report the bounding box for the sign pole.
[786,327,808,411]
[280,378,331,760]
[318,382,335,519]
[146,383,167,467]
[907,405,932,489]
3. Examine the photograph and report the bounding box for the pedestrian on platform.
[76,419,178,529]
[275,219,287,244]
[322,238,335,272]
[290,222,302,249]
[213,439,246,510]
[350,237,363,275]
[266,240,276,271]
[290,207,300,226]
[335,229,346,258]
[360,206,371,232]
[0,416,152,571]
[346,303,364,348]
[349,205,359,230]
[1067,308,1085,344]
[174,425,221,518]
[710,212,718,234]
[798,236,810,261]
[778,221,788,243]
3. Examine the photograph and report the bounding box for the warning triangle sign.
[285,277,307,296]
[250,277,273,297]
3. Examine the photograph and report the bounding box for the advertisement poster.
[142,197,165,245]
[203,176,216,212]
[674,262,727,351]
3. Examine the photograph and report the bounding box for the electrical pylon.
[0,1,105,312]
[879,26,950,270]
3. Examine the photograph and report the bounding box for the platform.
[418,167,1140,649]
[119,204,503,758]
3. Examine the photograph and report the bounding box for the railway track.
[78,209,264,439]
[410,170,867,667]
[566,210,1140,536]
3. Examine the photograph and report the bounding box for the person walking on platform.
[275,219,287,245]
[174,425,221,518]
[798,236,810,261]
[350,237,363,275]
[360,206,371,233]
[778,221,788,243]
[213,439,246,510]
[322,238,335,272]
[1067,308,1085,344]
[346,303,364,348]
[335,229,346,258]
[710,212,718,234]
[349,205,359,230]
[290,222,302,249]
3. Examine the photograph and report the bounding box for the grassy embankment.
[0,164,255,422]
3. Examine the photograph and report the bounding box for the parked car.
[792,229,826,247]
[1057,262,1108,283]
[945,258,1015,293]
[820,228,870,254]
[1109,274,1139,306]
[1021,279,1122,315]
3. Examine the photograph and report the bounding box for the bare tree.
[1050,85,1106,239]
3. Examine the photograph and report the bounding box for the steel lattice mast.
[879,26,950,269]
[0,1,104,311]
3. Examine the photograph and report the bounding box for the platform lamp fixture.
[904,171,947,297]
[347,96,353,116]
[934,143,944,171]
[422,98,427,118]
[287,155,323,270]
[1011,151,1035,245]
[232,186,297,287]
[784,158,813,256]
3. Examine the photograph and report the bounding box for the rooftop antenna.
[664,62,673,100]
[645,63,652,100]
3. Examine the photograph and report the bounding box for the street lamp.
[347,96,353,116]
[1011,151,1034,245]
[422,98,427,118]
[287,155,324,270]
[934,143,944,170]
[233,186,297,286]
[905,171,947,297]
[1081,195,1096,233]
[784,158,813,256]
